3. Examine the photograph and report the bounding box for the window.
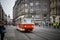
[25,9,28,13]
[43,3,47,5]
[25,4,28,7]
[25,0,28,1]
[36,7,40,11]
[42,8,47,11]
[35,15,40,18]
[30,9,34,13]
[22,18,34,23]
[30,3,33,6]
[44,14,47,17]
[35,2,39,5]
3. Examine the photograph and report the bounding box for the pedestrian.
[39,23,40,27]
[0,21,6,40]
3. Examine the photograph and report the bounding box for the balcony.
[50,2,54,8]
[50,0,53,2]
[54,1,57,8]
[57,2,60,7]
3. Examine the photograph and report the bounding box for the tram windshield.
[22,18,34,23]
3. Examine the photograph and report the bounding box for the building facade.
[13,0,50,25]
[7,15,11,25]
[0,3,3,21]
[0,3,7,24]
[50,0,60,24]
[3,12,7,24]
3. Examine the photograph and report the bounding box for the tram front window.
[22,18,34,23]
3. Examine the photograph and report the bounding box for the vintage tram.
[16,15,34,31]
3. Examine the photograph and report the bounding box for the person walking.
[0,21,6,40]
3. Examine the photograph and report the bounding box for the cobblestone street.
[3,25,60,40]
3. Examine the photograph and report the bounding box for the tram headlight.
[32,25,34,27]
[31,25,33,27]
[25,25,26,28]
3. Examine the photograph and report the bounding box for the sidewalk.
[4,25,16,40]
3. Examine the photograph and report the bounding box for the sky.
[0,0,16,19]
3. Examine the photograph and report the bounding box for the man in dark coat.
[0,21,6,40]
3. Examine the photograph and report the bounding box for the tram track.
[33,31,60,40]
[16,27,60,40]
[23,33,32,40]
[16,29,48,40]
[39,28,60,34]
[22,31,47,40]
[34,30,60,37]
[33,32,48,40]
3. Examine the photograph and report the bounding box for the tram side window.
[20,18,21,21]
[31,19,34,22]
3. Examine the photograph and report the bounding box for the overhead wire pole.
[48,0,50,28]
[27,0,29,15]
[23,0,25,16]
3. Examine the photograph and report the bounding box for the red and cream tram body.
[16,15,34,31]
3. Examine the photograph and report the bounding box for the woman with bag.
[0,21,6,40]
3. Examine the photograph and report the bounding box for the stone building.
[0,3,7,24]
[50,0,60,24]
[13,0,50,25]
[0,3,3,21]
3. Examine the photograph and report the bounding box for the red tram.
[16,15,34,31]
